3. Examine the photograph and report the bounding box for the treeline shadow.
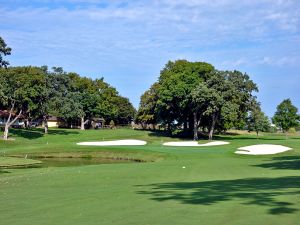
[9,128,44,139]
[47,129,79,136]
[254,156,300,170]
[148,130,211,140]
[7,128,79,140]
[147,130,171,137]
[147,130,283,141]
[0,170,10,174]
[136,176,300,215]
[213,135,285,141]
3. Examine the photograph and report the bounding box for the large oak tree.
[272,99,300,138]
[0,67,46,139]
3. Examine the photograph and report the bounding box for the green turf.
[0,128,300,225]
[0,156,42,168]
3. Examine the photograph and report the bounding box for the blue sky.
[1,0,300,117]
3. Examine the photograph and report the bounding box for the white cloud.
[259,56,299,66]
[1,0,300,108]
[221,58,248,68]
[1,1,299,69]
[1,1,299,55]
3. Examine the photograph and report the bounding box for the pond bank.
[0,152,152,169]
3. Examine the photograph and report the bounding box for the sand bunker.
[235,144,292,155]
[163,141,229,147]
[77,139,147,146]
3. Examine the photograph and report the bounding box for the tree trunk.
[183,119,187,132]
[193,112,198,141]
[188,115,194,134]
[43,116,48,134]
[24,119,28,129]
[167,122,171,134]
[3,103,22,140]
[3,124,9,140]
[208,113,217,140]
[25,112,31,129]
[3,107,13,140]
[80,117,85,130]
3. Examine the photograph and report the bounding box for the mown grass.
[0,156,42,168]
[0,128,300,225]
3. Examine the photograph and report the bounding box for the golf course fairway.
[0,128,300,225]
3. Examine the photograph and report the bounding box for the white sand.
[163,141,229,147]
[77,139,147,146]
[235,144,292,155]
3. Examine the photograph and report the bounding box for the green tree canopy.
[136,82,160,126]
[272,99,300,133]
[247,99,271,136]
[156,60,214,132]
[137,61,258,140]
[0,37,12,68]
[0,66,46,139]
[113,96,136,125]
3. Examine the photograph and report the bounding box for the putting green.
[0,128,299,225]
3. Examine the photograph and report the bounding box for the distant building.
[46,116,61,128]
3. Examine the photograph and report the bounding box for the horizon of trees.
[136,60,300,140]
[0,66,136,139]
[0,37,136,140]
[1,36,299,141]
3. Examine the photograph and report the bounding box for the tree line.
[0,37,135,140]
[136,60,299,140]
[1,36,299,141]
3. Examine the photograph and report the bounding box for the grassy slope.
[0,157,41,168]
[0,128,300,225]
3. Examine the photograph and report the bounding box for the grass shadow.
[47,129,79,135]
[147,130,171,138]
[9,128,44,139]
[147,129,286,141]
[254,156,300,170]
[7,128,80,140]
[136,176,300,215]
[0,169,10,174]
[147,130,194,141]
[213,135,285,141]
